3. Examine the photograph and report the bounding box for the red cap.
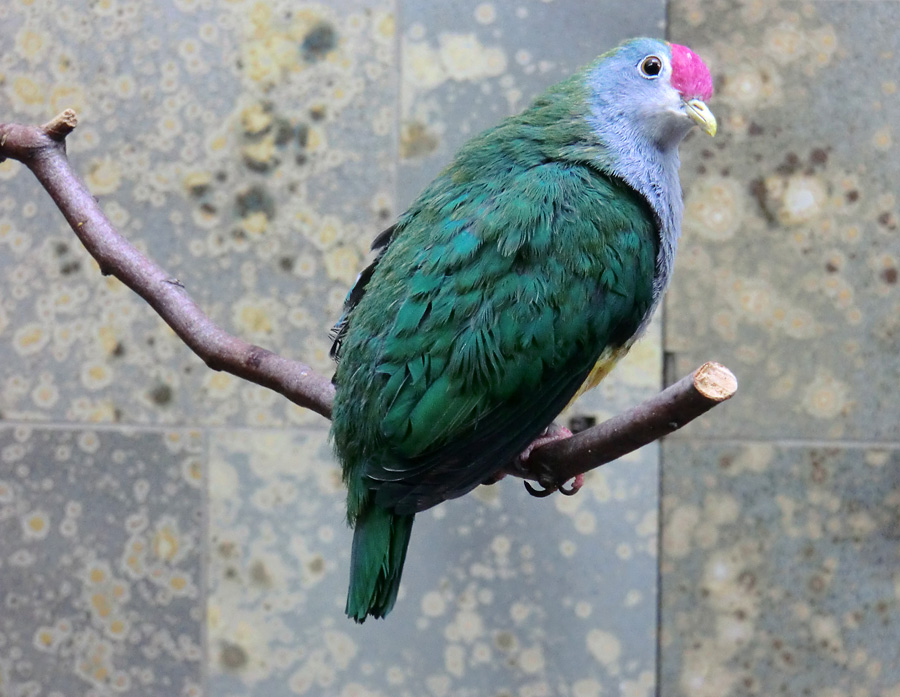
[669,43,713,102]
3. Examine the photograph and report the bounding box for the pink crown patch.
[669,43,713,102]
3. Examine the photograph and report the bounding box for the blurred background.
[0,0,897,695]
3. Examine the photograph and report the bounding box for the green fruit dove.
[330,37,716,622]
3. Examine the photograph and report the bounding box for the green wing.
[332,160,658,516]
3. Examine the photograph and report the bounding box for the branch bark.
[0,110,335,420]
[0,111,737,487]
[510,361,737,490]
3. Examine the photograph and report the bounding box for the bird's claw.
[523,472,584,498]
[523,480,558,497]
[559,473,584,495]
[518,424,583,498]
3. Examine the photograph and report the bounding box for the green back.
[332,76,659,518]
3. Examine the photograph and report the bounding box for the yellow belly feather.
[568,345,629,406]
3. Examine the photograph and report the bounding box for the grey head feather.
[583,38,697,324]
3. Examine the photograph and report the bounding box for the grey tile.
[397,0,667,208]
[209,428,659,696]
[660,441,900,696]
[204,4,679,694]
[0,0,397,427]
[0,425,204,696]
[666,0,900,441]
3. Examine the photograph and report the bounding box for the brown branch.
[507,361,737,490]
[42,108,78,141]
[0,111,737,488]
[0,111,335,419]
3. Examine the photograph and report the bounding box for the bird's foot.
[517,423,573,462]
[482,424,574,486]
[523,472,584,497]
[516,424,584,498]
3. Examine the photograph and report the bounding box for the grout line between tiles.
[0,419,900,450]
[200,427,211,695]
[393,0,403,213]
[1,420,897,451]
[662,437,900,448]
[0,419,331,434]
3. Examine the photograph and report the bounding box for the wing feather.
[332,161,659,514]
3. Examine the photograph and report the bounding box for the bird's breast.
[569,344,629,406]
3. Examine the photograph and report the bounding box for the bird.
[329,37,716,622]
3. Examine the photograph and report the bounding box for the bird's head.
[585,37,716,151]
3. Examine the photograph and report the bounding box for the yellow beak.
[685,99,717,137]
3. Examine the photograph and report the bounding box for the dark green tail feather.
[346,505,415,622]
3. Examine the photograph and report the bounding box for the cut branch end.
[692,361,738,402]
[42,109,78,141]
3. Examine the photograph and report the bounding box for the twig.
[0,111,335,419]
[508,362,737,488]
[0,111,737,487]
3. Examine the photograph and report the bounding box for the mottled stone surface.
[0,426,204,697]
[0,0,670,695]
[0,0,397,427]
[661,442,900,697]
[661,1,900,696]
[8,0,895,695]
[208,429,659,697]
[666,0,900,441]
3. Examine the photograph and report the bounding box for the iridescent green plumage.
[331,37,715,622]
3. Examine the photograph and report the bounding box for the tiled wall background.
[0,1,897,696]
[663,2,900,696]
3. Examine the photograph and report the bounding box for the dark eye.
[640,55,663,78]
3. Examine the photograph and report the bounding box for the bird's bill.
[685,99,717,136]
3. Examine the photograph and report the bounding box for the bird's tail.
[346,505,415,622]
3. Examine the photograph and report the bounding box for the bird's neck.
[585,104,685,306]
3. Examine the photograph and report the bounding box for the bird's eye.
[640,55,663,78]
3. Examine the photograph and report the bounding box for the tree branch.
[507,361,737,490]
[0,111,737,487]
[0,111,335,420]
